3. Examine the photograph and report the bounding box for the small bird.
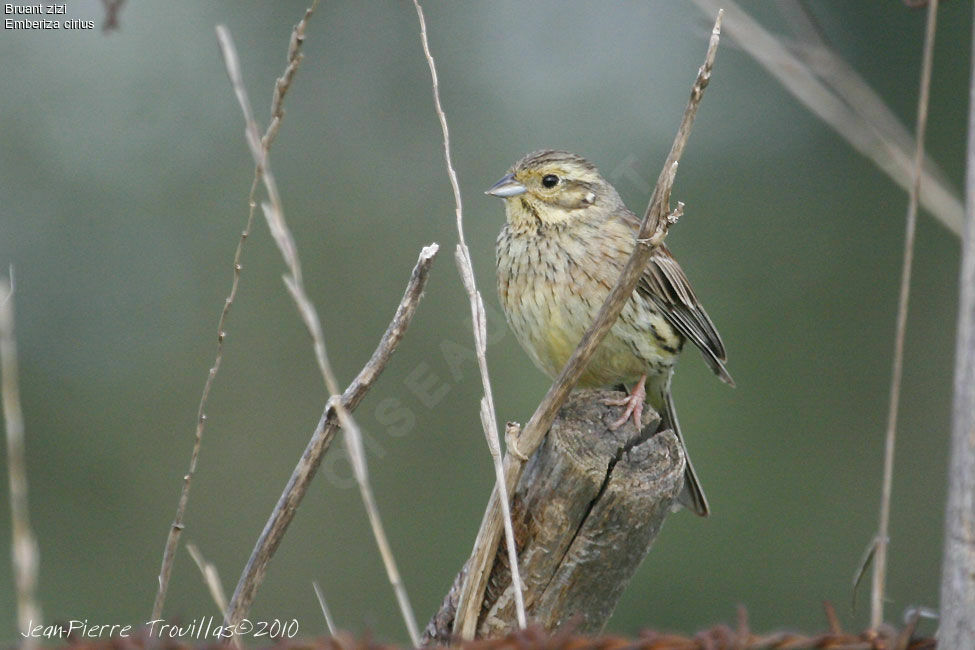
[487,150,733,516]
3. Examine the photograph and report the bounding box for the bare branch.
[940,1,975,646]
[223,243,439,636]
[690,0,963,236]
[776,1,940,184]
[1,273,42,649]
[412,0,526,631]
[186,543,231,622]
[245,65,422,644]
[871,0,938,629]
[313,581,338,637]
[452,13,723,639]
[151,2,319,621]
[217,18,436,642]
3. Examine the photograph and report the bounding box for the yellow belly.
[497,226,680,388]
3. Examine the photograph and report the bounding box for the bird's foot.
[604,375,647,430]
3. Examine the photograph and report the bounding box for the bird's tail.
[647,373,710,517]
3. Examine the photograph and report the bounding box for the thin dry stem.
[412,0,526,631]
[151,163,254,626]
[778,0,952,196]
[313,581,338,637]
[940,4,975,644]
[216,23,420,644]
[452,14,723,639]
[851,535,879,614]
[187,544,240,650]
[221,243,440,635]
[186,544,232,623]
[690,0,962,236]
[871,0,939,630]
[151,2,319,622]
[1,273,41,649]
[777,0,943,187]
[353,462,419,645]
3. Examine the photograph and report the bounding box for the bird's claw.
[604,376,647,430]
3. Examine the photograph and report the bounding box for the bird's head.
[485,150,623,229]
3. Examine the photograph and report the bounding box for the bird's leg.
[604,374,647,430]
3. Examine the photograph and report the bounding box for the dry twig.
[150,2,320,622]
[689,0,963,236]
[451,13,723,639]
[871,0,938,629]
[216,22,425,643]
[187,542,241,650]
[775,0,946,188]
[221,244,437,633]
[313,581,338,637]
[411,0,527,631]
[223,240,436,630]
[1,272,41,649]
[940,1,975,645]
[187,543,231,621]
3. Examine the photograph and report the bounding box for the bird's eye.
[541,174,559,188]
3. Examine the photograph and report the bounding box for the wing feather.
[641,245,734,385]
[612,210,733,384]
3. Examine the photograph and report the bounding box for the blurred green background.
[0,0,969,643]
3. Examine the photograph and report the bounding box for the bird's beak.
[485,173,527,198]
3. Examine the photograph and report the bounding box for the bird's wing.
[640,245,733,385]
[616,209,734,385]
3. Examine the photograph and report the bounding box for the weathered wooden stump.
[423,388,686,643]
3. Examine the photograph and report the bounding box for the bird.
[487,149,733,517]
